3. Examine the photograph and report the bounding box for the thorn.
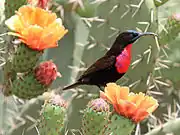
[146,73,152,86]
[76,42,86,47]
[81,18,92,27]
[150,9,154,23]
[148,90,163,95]
[154,79,170,87]
[155,36,161,52]
[157,61,169,69]
[148,85,155,90]
[129,79,141,88]
[153,79,160,91]
[120,5,130,19]
[108,27,119,39]
[130,0,145,17]
[109,4,119,14]
[143,46,152,64]
[137,21,150,32]
[161,47,169,58]
[87,43,96,50]
[131,56,143,69]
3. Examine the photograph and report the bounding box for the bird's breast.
[115,44,132,73]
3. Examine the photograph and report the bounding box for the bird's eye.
[132,33,139,37]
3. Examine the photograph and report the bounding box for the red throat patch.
[115,44,132,73]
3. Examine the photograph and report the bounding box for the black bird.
[63,30,157,90]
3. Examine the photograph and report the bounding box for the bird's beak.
[131,32,158,43]
[139,32,158,37]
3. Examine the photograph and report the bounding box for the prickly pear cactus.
[103,113,135,135]
[81,98,110,135]
[11,61,60,99]
[39,94,67,135]
[0,0,179,135]
[2,0,28,94]
[159,13,180,45]
[2,60,16,96]
[154,13,180,92]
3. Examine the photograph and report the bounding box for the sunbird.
[63,30,157,90]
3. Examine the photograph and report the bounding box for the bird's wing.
[80,55,116,78]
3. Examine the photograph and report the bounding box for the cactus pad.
[11,61,60,99]
[103,113,135,135]
[2,60,16,96]
[11,72,47,99]
[160,13,180,45]
[4,0,27,19]
[39,94,67,135]
[12,44,43,73]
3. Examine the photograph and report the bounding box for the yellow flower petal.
[5,15,21,31]
[104,83,119,104]
[119,86,129,100]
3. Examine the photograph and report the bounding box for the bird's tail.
[62,82,81,90]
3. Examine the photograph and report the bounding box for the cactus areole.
[63,30,157,90]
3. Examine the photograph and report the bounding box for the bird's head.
[116,30,157,46]
[106,30,158,55]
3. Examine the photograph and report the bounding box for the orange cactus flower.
[5,5,68,51]
[100,83,158,123]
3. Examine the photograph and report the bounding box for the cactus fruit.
[159,13,180,45]
[39,94,67,135]
[81,98,110,135]
[103,113,135,135]
[11,61,60,99]
[12,44,43,73]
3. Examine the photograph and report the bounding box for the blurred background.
[0,0,180,134]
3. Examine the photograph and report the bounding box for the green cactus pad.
[11,60,59,99]
[154,0,169,7]
[12,44,42,73]
[11,72,47,99]
[75,0,97,18]
[103,113,135,135]
[4,0,27,19]
[81,98,109,135]
[160,14,180,45]
[39,95,67,135]
[2,60,16,96]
